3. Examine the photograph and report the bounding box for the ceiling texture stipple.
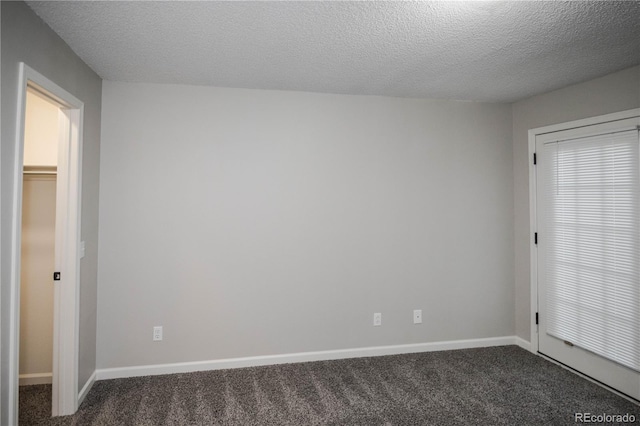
[26,1,640,103]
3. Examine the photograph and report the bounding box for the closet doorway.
[8,63,84,423]
[18,87,60,419]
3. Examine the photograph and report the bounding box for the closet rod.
[23,165,57,175]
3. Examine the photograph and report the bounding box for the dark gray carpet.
[19,384,52,425]
[20,346,639,425]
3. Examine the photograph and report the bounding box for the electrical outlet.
[373,312,382,326]
[153,326,163,341]
[413,309,422,324]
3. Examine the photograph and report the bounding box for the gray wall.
[98,81,514,369]
[1,1,102,421]
[512,65,640,342]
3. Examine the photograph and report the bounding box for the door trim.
[528,108,640,355]
[8,63,84,423]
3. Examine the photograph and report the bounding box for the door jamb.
[8,63,84,423]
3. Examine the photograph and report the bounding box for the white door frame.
[8,63,84,423]
[528,108,640,355]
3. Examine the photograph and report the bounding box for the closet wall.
[19,90,59,384]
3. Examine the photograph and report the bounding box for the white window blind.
[542,128,640,372]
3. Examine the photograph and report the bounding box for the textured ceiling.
[26,1,640,102]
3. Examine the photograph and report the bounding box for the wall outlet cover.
[373,312,382,326]
[153,326,163,341]
[413,309,423,324]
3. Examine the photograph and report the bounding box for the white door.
[536,117,640,400]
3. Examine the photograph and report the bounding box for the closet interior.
[19,88,60,417]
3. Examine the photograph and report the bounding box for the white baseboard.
[78,371,96,406]
[19,373,52,386]
[96,335,518,381]
[515,337,532,352]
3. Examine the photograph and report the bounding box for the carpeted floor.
[20,346,639,425]
[19,383,53,425]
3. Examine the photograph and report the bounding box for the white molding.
[96,336,517,380]
[19,373,53,386]
[7,61,29,426]
[531,108,640,136]
[77,371,96,407]
[528,128,539,354]
[515,337,532,352]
